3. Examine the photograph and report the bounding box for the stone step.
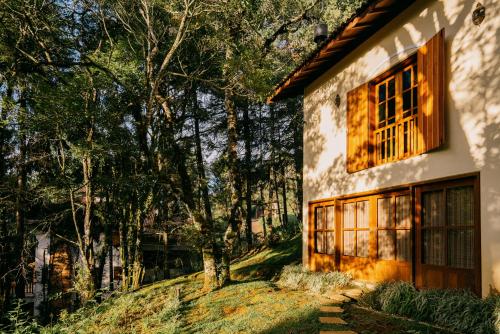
[319,306,344,313]
[326,293,351,303]
[341,288,363,300]
[319,331,357,334]
[319,316,347,325]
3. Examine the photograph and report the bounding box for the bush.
[1,299,41,334]
[360,281,499,334]
[277,265,352,294]
[490,295,500,334]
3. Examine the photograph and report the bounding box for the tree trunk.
[273,168,282,227]
[193,110,218,290]
[281,165,288,229]
[14,93,27,299]
[81,136,96,300]
[259,184,267,239]
[291,100,304,226]
[220,80,243,286]
[266,174,275,240]
[119,207,129,290]
[131,204,144,290]
[161,232,170,280]
[243,105,253,249]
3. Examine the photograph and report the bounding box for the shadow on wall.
[303,0,500,292]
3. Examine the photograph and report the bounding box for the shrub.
[360,281,499,334]
[277,265,352,295]
[1,299,41,334]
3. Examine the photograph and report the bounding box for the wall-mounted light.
[472,3,486,26]
[334,94,341,108]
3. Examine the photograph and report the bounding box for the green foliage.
[44,285,182,334]
[359,281,499,334]
[277,264,352,294]
[494,299,500,333]
[1,299,41,334]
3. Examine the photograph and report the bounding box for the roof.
[268,0,417,102]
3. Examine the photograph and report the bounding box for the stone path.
[318,294,357,334]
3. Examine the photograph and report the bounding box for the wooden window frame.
[313,204,335,255]
[375,191,412,262]
[342,199,370,258]
[371,54,419,165]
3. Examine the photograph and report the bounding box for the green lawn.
[44,236,457,334]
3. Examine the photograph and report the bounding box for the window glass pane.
[388,98,396,120]
[343,203,355,229]
[447,186,474,226]
[316,232,325,253]
[403,69,412,90]
[403,90,411,111]
[357,231,369,257]
[448,229,474,269]
[378,103,386,124]
[388,78,395,97]
[357,201,370,228]
[396,195,411,228]
[422,191,445,226]
[343,231,355,256]
[397,230,412,262]
[423,230,445,265]
[377,197,393,228]
[378,83,386,102]
[326,232,335,255]
[326,206,335,230]
[315,207,324,230]
[378,230,395,260]
[413,65,418,85]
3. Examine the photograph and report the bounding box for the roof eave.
[268,0,417,103]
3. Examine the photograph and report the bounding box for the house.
[11,228,197,318]
[269,0,499,297]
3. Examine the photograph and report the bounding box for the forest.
[0,0,365,324]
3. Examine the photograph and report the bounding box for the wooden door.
[415,177,481,295]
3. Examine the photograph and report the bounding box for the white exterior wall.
[302,0,500,296]
[33,233,50,317]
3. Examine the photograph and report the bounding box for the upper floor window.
[374,59,419,165]
[346,29,445,173]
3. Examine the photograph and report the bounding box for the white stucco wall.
[33,233,50,317]
[302,0,500,296]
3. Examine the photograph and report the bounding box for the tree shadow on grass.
[256,307,322,334]
[231,236,302,281]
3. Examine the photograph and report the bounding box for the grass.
[359,281,500,334]
[277,264,352,294]
[39,236,498,334]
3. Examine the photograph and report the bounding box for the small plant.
[1,299,40,334]
[359,281,500,334]
[277,265,352,295]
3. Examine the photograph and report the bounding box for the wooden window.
[421,185,475,269]
[374,61,419,164]
[343,200,370,257]
[377,194,412,261]
[346,30,445,172]
[314,205,335,255]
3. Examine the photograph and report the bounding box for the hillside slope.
[46,237,326,334]
[43,237,459,334]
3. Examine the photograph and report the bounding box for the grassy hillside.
[45,237,327,334]
[41,237,460,334]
